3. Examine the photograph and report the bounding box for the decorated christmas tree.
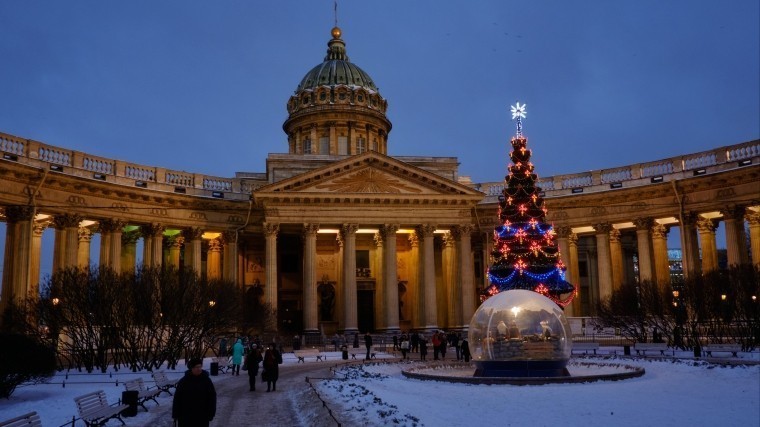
[482,103,576,308]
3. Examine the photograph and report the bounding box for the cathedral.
[1,26,758,336]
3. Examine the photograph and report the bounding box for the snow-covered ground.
[1,352,758,426]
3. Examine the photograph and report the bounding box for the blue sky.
[1,0,758,184]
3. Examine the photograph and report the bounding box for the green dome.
[295,27,378,93]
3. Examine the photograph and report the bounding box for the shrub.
[0,333,56,398]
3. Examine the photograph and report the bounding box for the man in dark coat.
[364,332,373,360]
[262,343,281,392]
[460,337,471,362]
[245,345,263,392]
[172,358,217,427]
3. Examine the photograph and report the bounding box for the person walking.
[364,332,373,360]
[419,334,428,361]
[400,335,410,360]
[230,338,244,376]
[461,337,471,362]
[262,343,282,392]
[244,345,263,392]
[172,358,217,427]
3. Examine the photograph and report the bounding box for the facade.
[1,27,759,335]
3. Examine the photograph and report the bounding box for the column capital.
[609,228,621,243]
[181,226,203,241]
[263,222,280,237]
[78,227,94,242]
[415,224,436,239]
[122,230,140,245]
[593,222,613,234]
[303,223,320,236]
[568,233,579,245]
[142,223,166,238]
[53,213,82,229]
[380,224,399,238]
[33,219,52,236]
[97,218,125,234]
[164,235,184,249]
[554,225,573,238]
[443,231,456,247]
[452,224,474,236]
[221,230,237,244]
[721,205,747,221]
[4,205,35,223]
[633,217,654,231]
[408,233,419,247]
[341,223,358,237]
[373,232,383,247]
[651,223,669,239]
[697,217,718,233]
[336,233,343,248]
[208,238,223,252]
[747,211,760,225]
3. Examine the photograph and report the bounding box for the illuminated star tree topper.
[510,102,527,137]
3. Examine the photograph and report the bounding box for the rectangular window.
[371,139,378,151]
[319,137,329,154]
[356,250,370,277]
[338,136,348,155]
[303,138,312,154]
[357,137,366,154]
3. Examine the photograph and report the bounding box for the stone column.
[555,226,578,317]
[609,228,624,291]
[634,217,655,283]
[121,231,139,273]
[679,213,702,278]
[417,224,438,331]
[593,223,614,302]
[309,125,318,154]
[747,211,760,267]
[77,227,93,269]
[263,223,279,311]
[165,236,183,268]
[381,224,400,332]
[373,232,385,331]
[408,233,421,329]
[1,206,34,310]
[182,227,203,273]
[207,238,223,280]
[221,230,238,284]
[335,233,344,331]
[303,223,320,334]
[30,220,50,296]
[142,224,164,268]
[482,231,494,290]
[651,223,671,289]
[723,206,749,267]
[697,217,719,273]
[98,219,123,272]
[440,231,456,328]
[341,224,358,333]
[457,224,475,329]
[567,233,580,317]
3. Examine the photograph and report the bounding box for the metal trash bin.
[623,345,631,356]
[121,390,138,417]
[210,361,219,376]
[341,345,348,360]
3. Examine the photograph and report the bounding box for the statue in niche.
[247,256,264,272]
[318,283,335,321]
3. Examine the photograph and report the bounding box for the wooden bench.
[634,342,669,357]
[74,390,129,426]
[152,371,178,396]
[571,342,600,355]
[293,348,324,363]
[124,378,161,411]
[0,412,41,427]
[703,344,742,358]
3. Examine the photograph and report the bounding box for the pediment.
[254,151,483,202]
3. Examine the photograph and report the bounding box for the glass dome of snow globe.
[468,289,571,377]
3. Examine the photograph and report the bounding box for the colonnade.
[549,205,760,316]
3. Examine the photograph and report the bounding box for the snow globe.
[468,289,571,377]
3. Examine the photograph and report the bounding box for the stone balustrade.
[477,139,759,201]
[1,130,757,203]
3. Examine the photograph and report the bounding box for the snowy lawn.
[315,357,760,427]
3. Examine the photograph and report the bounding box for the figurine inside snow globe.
[468,289,571,377]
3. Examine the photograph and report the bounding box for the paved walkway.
[142,359,362,427]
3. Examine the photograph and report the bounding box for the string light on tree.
[482,102,576,308]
